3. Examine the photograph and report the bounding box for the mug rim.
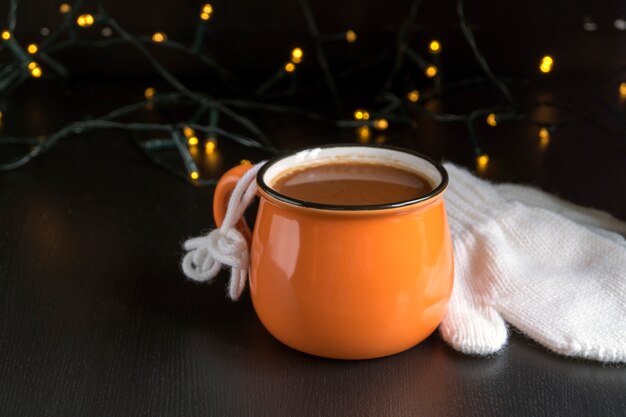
[256,144,449,211]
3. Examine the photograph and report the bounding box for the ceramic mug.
[213,145,453,359]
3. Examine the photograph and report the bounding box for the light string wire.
[1,0,625,183]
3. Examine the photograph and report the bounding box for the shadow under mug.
[214,145,453,359]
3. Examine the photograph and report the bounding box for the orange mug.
[214,145,453,359]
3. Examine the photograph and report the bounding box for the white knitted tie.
[181,162,265,300]
[440,163,626,363]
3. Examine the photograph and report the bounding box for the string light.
[539,55,554,73]
[200,4,213,20]
[373,118,389,130]
[240,159,252,166]
[407,90,420,102]
[152,32,167,42]
[183,127,195,138]
[425,65,438,78]
[353,109,370,121]
[1,0,618,186]
[76,14,95,28]
[291,47,303,64]
[205,138,217,154]
[539,127,550,148]
[144,87,156,100]
[357,125,371,143]
[476,154,489,170]
[429,40,441,54]
[30,65,42,78]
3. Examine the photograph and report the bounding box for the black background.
[1,0,626,416]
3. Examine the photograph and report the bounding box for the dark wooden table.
[1,79,625,416]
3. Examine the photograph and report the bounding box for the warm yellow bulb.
[28,61,38,70]
[429,40,441,54]
[374,118,389,130]
[357,125,371,143]
[76,14,95,28]
[188,136,199,146]
[59,3,71,14]
[539,55,553,73]
[205,138,217,154]
[407,90,420,102]
[30,66,42,78]
[240,159,252,166]
[291,47,303,64]
[183,127,195,137]
[190,171,199,180]
[144,87,156,100]
[345,30,357,43]
[1,31,10,40]
[619,82,626,97]
[352,109,371,120]
[27,43,38,54]
[292,48,303,59]
[476,154,489,169]
[200,4,213,21]
[152,32,167,43]
[284,62,296,73]
[425,65,438,78]
[486,113,497,127]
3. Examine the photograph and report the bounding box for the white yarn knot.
[182,228,250,299]
[181,161,266,300]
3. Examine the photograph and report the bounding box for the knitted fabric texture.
[440,163,626,362]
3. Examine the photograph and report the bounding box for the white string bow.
[181,162,266,300]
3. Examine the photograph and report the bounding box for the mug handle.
[213,163,255,243]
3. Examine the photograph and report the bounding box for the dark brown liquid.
[272,161,434,206]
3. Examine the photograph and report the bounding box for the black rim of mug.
[256,144,449,211]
